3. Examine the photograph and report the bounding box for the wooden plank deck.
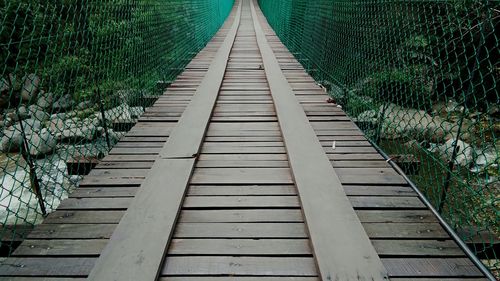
[0,0,489,280]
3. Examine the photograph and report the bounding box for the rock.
[17,105,30,120]
[98,104,132,123]
[36,91,54,109]
[47,119,65,132]
[76,100,94,110]
[56,117,101,142]
[21,74,40,102]
[0,77,9,109]
[130,106,144,119]
[0,115,14,128]
[0,128,23,152]
[0,118,45,152]
[26,129,57,157]
[28,105,50,122]
[50,113,67,121]
[17,118,42,133]
[474,148,498,168]
[430,138,474,166]
[488,105,500,117]
[33,110,50,123]
[8,73,21,91]
[356,110,377,123]
[0,77,8,93]
[108,129,126,143]
[365,103,454,142]
[53,94,73,111]
[445,99,464,114]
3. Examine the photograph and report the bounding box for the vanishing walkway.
[0,0,490,280]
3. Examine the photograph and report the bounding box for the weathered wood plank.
[188,185,296,196]
[178,209,304,223]
[162,256,317,276]
[168,239,311,255]
[191,168,293,184]
[0,257,95,276]
[13,239,108,256]
[383,258,483,277]
[184,196,300,208]
[174,223,308,238]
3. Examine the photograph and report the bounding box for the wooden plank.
[160,276,320,281]
[355,210,437,223]
[0,257,95,276]
[363,223,449,239]
[191,168,293,184]
[168,239,311,255]
[162,256,317,276]
[179,209,304,223]
[27,224,115,239]
[250,1,388,280]
[371,240,464,256]
[174,223,308,238]
[184,195,299,208]
[44,211,124,224]
[188,185,296,196]
[349,196,425,209]
[382,258,483,277]
[196,160,289,168]
[58,198,131,210]
[13,239,108,256]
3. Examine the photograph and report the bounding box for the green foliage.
[361,65,434,111]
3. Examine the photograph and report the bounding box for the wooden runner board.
[249,0,390,280]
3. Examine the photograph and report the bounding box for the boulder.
[36,91,54,109]
[26,129,57,157]
[430,138,474,167]
[56,117,101,142]
[98,104,132,123]
[28,105,50,122]
[21,74,40,102]
[76,100,94,110]
[0,128,23,152]
[0,119,43,152]
[473,148,498,171]
[108,129,126,143]
[0,77,8,93]
[53,94,73,111]
[17,105,30,120]
[359,103,455,142]
[17,118,42,133]
[0,77,9,109]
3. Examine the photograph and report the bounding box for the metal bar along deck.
[0,0,490,280]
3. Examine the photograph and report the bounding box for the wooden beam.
[249,1,390,280]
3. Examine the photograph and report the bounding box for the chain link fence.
[259,0,499,276]
[0,0,234,256]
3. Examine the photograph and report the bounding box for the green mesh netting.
[0,0,234,255]
[259,0,499,275]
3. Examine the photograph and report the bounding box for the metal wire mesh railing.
[258,0,499,276]
[0,0,234,255]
